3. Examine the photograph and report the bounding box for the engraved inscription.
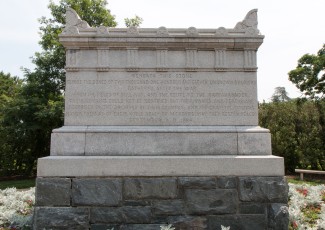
[65,72,258,126]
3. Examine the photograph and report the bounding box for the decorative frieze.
[244,49,257,70]
[215,49,227,71]
[157,26,169,36]
[186,49,198,71]
[126,48,139,71]
[97,49,109,71]
[156,49,168,71]
[66,49,79,71]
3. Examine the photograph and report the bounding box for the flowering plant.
[0,188,34,229]
[288,183,325,230]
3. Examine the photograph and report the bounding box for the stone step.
[37,155,284,177]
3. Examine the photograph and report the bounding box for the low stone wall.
[34,176,289,230]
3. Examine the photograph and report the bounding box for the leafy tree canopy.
[39,0,117,52]
[259,99,325,172]
[0,71,22,106]
[288,44,325,99]
[271,86,291,102]
[124,15,143,27]
[0,0,117,176]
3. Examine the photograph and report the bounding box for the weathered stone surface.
[72,178,122,206]
[60,9,263,127]
[179,177,216,188]
[208,214,266,230]
[238,132,272,155]
[239,203,266,214]
[33,207,89,229]
[268,203,289,230]
[153,200,185,215]
[124,178,177,199]
[124,200,152,206]
[90,207,152,224]
[238,177,288,202]
[50,132,85,156]
[217,176,237,189]
[65,72,259,126]
[167,216,207,229]
[85,132,237,155]
[37,156,285,177]
[185,189,237,214]
[35,178,71,206]
[34,8,289,230]
[33,175,288,228]
[90,224,119,230]
[119,224,163,230]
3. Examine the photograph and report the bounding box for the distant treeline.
[259,99,325,173]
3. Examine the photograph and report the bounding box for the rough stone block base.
[33,176,289,230]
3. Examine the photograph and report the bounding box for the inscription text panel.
[65,71,258,125]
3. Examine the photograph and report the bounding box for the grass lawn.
[0,178,35,190]
[287,175,325,186]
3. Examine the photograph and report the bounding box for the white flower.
[0,187,35,227]
[221,225,230,230]
[160,224,175,230]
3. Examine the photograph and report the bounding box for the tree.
[0,72,24,175]
[124,15,143,27]
[271,86,291,102]
[259,100,325,173]
[35,0,117,92]
[0,0,117,176]
[288,44,325,99]
[0,71,22,109]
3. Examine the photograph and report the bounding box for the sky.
[0,0,324,102]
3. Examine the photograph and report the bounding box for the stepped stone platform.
[33,8,289,230]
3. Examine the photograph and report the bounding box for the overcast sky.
[0,0,324,101]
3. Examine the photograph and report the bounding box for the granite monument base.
[34,156,288,230]
[34,174,288,230]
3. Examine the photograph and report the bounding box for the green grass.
[302,204,322,226]
[287,177,325,186]
[0,178,35,190]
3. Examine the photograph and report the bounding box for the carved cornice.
[62,8,90,35]
[59,8,264,50]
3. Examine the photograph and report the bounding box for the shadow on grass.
[0,178,35,190]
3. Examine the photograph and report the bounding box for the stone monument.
[34,9,289,229]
